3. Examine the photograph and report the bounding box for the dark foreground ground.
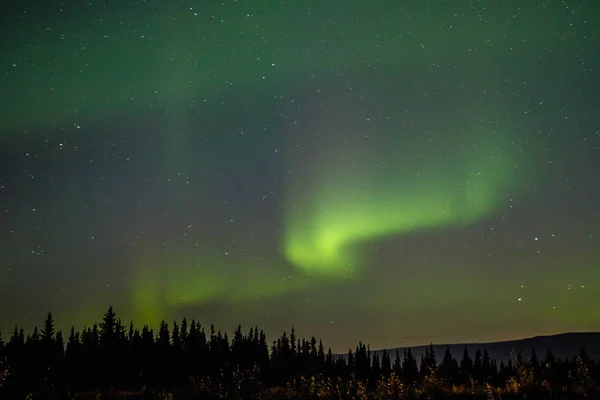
[7,378,600,400]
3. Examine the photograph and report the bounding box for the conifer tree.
[54,330,65,377]
[127,321,134,343]
[473,349,482,382]
[325,348,334,375]
[289,327,297,356]
[115,318,127,343]
[381,349,391,377]
[482,349,491,382]
[440,346,456,383]
[310,335,318,370]
[99,306,117,347]
[393,350,402,377]
[232,324,245,369]
[91,323,100,348]
[66,326,79,356]
[30,325,40,343]
[459,347,473,384]
[371,351,381,378]
[347,348,355,371]
[403,348,418,383]
[9,326,21,347]
[179,317,188,349]
[158,320,170,349]
[41,311,55,345]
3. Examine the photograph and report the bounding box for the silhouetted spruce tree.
[189,320,209,378]
[156,320,171,384]
[354,342,370,379]
[210,328,230,377]
[65,326,81,387]
[481,349,492,383]
[85,323,101,388]
[126,326,141,385]
[325,348,334,376]
[209,324,217,371]
[172,321,180,348]
[289,327,297,358]
[231,324,245,370]
[309,335,318,374]
[271,331,295,384]
[367,344,372,374]
[169,321,180,383]
[138,325,155,384]
[103,306,131,386]
[490,359,498,383]
[301,338,310,374]
[41,312,55,345]
[421,343,437,377]
[54,330,65,384]
[473,349,482,382]
[452,356,460,383]
[99,306,117,347]
[347,348,355,374]
[6,327,25,384]
[401,349,409,381]
[98,307,122,385]
[403,348,418,384]
[127,321,134,343]
[176,319,190,381]
[179,318,188,348]
[25,325,44,384]
[157,320,170,348]
[439,346,457,384]
[372,351,381,379]
[250,326,259,368]
[459,347,473,385]
[256,329,270,381]
[393,350,403,377]
[337,355,348,378]
[317,339,325,372]
[381,349,392,377]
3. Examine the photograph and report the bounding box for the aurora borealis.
[283,111,524,276]
[0,0,599,352]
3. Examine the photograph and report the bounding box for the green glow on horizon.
[131,255,312,325]
[283,119,526,276]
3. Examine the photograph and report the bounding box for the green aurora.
[283,110,529,276]
[1,1,587,133]
[1,0,598,348]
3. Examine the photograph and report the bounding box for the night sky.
[1,0,599,353]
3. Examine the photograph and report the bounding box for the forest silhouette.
[0,307,598,399]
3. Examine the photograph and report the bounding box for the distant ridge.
[337,332,600,364]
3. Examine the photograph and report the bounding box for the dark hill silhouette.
[342,332,600,364]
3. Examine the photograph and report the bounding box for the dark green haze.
[0,0,599,352]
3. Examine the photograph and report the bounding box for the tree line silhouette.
[0,307,598,399]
